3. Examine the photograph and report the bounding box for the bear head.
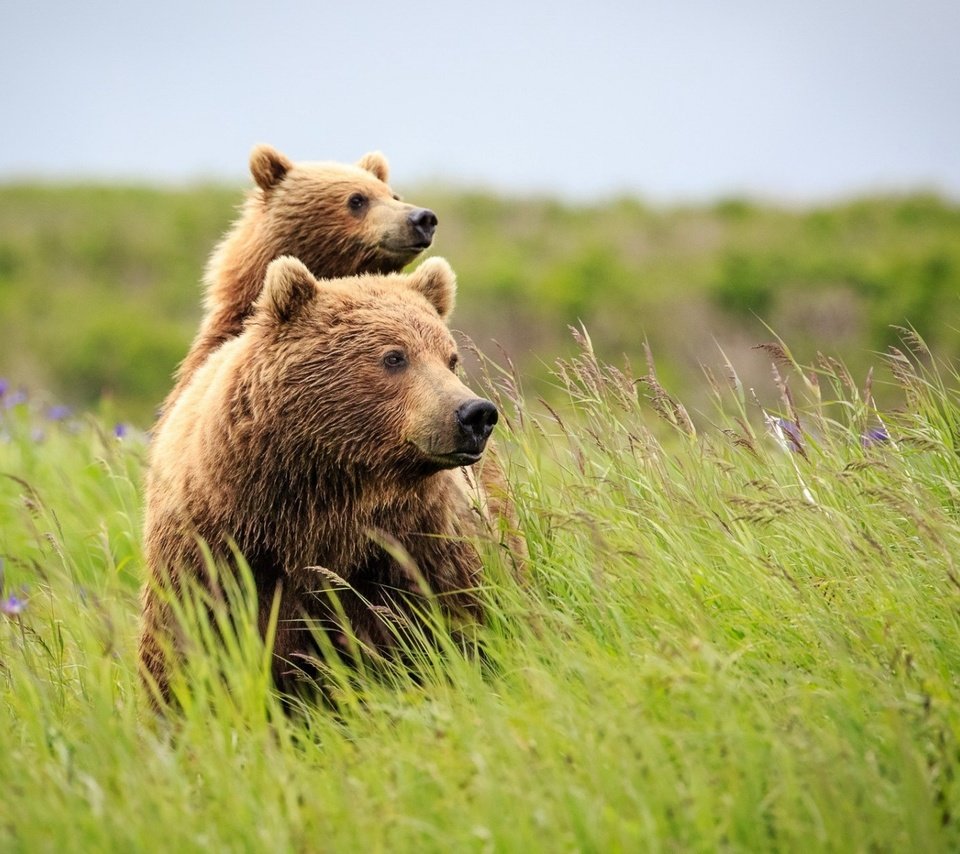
[248,256,498,477]
[249,145,437,278]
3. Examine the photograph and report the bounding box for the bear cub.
[169,145,438,403]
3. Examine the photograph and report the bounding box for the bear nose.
[456,399,499,445]
[408,208,438,244]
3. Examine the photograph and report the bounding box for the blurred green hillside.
[1,184,958,424]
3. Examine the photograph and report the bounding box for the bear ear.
[407,257,456,321]
[356,151,389,183]
[257,256,318,323]
[250,144,292,192]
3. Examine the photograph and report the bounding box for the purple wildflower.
[0,378,7,398]
[777,419,803,452]
[1,594,25,617]
[861,427,890,449]
[46,404,72,421]
[765,414,804,454]
[113,422,128,439]
[4,389,27,409]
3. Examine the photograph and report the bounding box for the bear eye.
[348,193,368,213]
[382,350,407,371]
[448,353,459,372]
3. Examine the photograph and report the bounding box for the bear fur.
[139,256,518,700]
[168,145,437,405]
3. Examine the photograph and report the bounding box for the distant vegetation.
[0,184,958,423]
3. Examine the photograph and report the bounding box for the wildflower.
[861,427,889,449]
[765,414,804,454]
[46,404,72,421]
[113,423,128,439]
[1,594,25,617]
[3,389,27,409]
[0,378,7,398]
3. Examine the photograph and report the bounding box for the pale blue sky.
[2,0,958,200]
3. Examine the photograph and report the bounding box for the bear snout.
[407,208,438,246]
[456,398,499,452]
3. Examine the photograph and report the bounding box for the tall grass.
[1,334,958,851]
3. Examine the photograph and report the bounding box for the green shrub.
[1,185,959,425]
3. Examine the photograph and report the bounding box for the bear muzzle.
[411,397,498,469]
[407,208,438,248]
[451,398,498,463]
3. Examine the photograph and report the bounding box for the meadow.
[1,185,959,850]
[1,327,959,850]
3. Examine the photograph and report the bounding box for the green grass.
[1,334,958,851]
[2,184,959,422]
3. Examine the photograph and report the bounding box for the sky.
[2,0,959,201]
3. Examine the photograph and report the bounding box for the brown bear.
[168,144,438,405]
[139,256,518,701]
